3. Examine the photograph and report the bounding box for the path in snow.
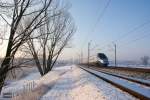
[41,65,138,100]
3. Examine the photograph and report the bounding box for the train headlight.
[99,59,104,63]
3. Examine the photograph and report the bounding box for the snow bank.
[1,67,67,100]
[11,69,68,100]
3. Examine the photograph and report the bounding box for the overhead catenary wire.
[113,20,150,43]
[81,0,111,49]
[119,32,150,47]
[116,27,150,45]
[96,19,150,51]
[77,0,111,63]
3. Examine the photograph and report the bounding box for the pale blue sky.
[0,0,149,62]
[66,0,150,61]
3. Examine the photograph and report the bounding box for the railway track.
[80,66,150,100]
[88,66,150,87]
[102,66,150,73]
[81,63,150,73]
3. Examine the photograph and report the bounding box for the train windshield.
[98,53,107,59]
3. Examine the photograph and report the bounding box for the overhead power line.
[119,32,150,47]
[90,0,111,34]
[97,19,150,51]
[81,0,111,49]
[113,20,150,43]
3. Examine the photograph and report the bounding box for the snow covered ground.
[1,65,138,100]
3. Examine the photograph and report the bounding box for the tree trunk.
[0,56,11,93]
[0,27,15,93]
[43,46,46,73]
[33,54,44,76]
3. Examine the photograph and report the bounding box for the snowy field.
[109,62,150,69]
[1,65,138,100]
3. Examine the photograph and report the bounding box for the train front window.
[98,53,107,59]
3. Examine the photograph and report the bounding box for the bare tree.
[26,3,75,75]
[141,56,149,66]
[0,0,53,93]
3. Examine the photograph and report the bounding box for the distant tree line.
[141,56,149,66]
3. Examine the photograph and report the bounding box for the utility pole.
[76,53,80,64]
[113,42,117,67]
[81,51,83,64]
[88,42,91,65]
[79,54,81,64]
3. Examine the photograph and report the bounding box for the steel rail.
[80,66,150,100]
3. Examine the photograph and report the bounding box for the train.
[97,53,109,66]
